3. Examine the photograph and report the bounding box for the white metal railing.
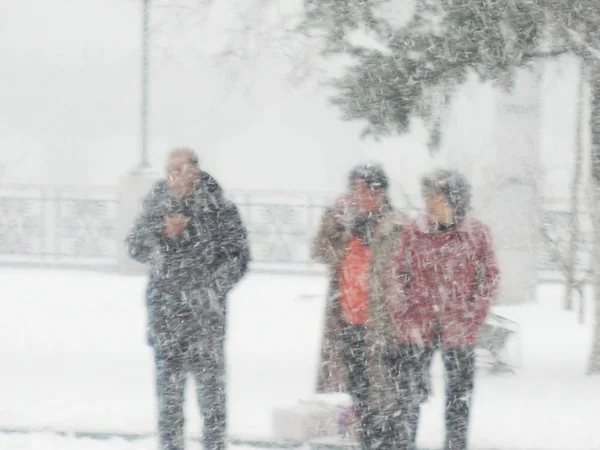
[0,184,591,280]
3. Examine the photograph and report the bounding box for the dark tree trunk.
[587,59,600,374]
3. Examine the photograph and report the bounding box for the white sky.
[0,0,584,206]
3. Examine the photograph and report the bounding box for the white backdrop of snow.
[0,2,596,445]
[0,269,598,449]
[0,0,588,207]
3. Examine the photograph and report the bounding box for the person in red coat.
[386,169,500,450]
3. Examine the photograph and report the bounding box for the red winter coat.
[386,215,500,348]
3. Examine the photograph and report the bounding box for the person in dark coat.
[387,169,500,450]
[126,148,250,450]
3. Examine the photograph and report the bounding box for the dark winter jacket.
[125,172,250,350]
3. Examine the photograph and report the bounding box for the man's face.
[166,153,201,196]
[351,179,384,213]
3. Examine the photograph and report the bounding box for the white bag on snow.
[272,393,356,442]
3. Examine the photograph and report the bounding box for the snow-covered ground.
[0,269,597,449]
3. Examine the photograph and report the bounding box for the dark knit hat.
[348,163,389,191]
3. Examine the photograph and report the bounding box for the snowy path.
[0,269,598,449]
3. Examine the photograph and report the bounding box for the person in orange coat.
[312,164,408,449]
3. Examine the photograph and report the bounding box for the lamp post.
[119,0,159,275]
[140,0,150,169]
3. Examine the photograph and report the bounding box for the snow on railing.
[229,190,330,271]
[0,184,118,271]
[0,184,591,279]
